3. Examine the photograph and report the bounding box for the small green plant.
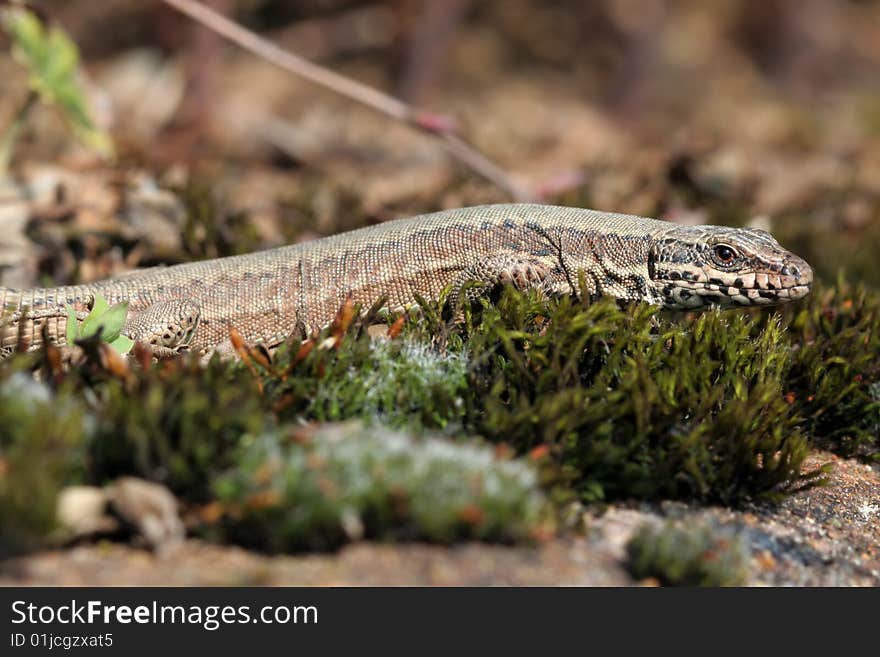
[66,294,133,354]
[0,4,112,170]
[625,521,749,586]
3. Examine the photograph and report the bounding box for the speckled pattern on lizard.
[0,204,813,355]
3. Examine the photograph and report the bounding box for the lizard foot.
[124,299,201,353]
[449,253,557,310]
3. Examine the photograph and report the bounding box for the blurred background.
[1,0,879,289]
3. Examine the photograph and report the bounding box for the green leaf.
[108,334,134,355]
[90,294,109,317]
[80,300,129,342]
[77,314,102,339]
[2,7,113,157]
[65,305,79,342]
[94,302,129,342]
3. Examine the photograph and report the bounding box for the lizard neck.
[558,227,663,303]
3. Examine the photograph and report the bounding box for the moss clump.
[0,371,87,557]
[84,355,269,501]
[266,334,469,431]
[208,421,550,551]
[780,279,880,458]
[625,521,749,586]
[459,290,819,504]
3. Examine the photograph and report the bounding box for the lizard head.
[648,225,812,309]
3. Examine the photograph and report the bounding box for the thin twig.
[159,0,537,201]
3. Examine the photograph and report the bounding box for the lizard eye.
[713,244,737,264]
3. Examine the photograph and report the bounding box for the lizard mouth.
[660,259,813,309]
[664,282,812,308]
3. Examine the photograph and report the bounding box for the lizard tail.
[0,287,74,354]
[0,288,27,353]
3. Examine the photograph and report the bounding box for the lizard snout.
[779,254,812,300]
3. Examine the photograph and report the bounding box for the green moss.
[0,370,88,557]
[266,335,469,430]
[458,290,820,503]
[778,278,880,458]
[208,421,549,551]
[84,356,269,501]
[625,521,749,586]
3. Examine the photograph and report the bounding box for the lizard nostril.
[784,258,813,286]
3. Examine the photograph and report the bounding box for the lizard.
[0,203,813,356]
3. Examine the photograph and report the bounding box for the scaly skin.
[0,204,813,354]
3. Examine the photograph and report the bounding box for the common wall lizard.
[0,204,813,355]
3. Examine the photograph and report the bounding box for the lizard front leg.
[448,253,566,311]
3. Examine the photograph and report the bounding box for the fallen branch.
[159,0,537,201]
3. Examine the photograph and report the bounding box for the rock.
[55,485,119,538]
[105,477,185,553]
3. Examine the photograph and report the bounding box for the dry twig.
[159,0,536,201]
